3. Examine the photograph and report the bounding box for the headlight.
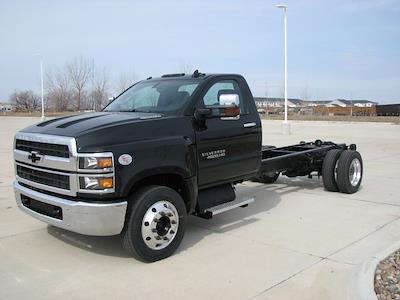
[80,176,114,190]
[77,152,115,193]
[79,154,113,170]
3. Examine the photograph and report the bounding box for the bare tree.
[46,68,72,112]
[9,90,40,112]
[89,68,109,111]
[264,81,269,99]
[67,57,93,110]
[302,83,310,102]
[115,71,137,95]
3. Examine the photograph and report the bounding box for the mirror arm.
[205,105,235,109]
[194,108,211,120]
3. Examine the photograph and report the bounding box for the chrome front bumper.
[14,181,127,236]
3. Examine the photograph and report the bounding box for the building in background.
[254,97,303,115]
[254,97,379,116]
[0,103,14,112]
[326,99,377,107]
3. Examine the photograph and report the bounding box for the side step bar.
[199,197,255,219]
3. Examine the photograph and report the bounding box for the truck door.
[195,78,261,188]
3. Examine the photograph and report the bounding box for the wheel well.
[129,174,191,211]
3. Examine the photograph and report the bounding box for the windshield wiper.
[131,109,152,113]
[105,109,156,113]
[106,109,149,113]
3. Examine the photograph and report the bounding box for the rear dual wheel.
[322,149,363,194]
[322,149,343,192]
[336,150,363,194]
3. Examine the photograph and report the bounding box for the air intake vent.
[16,140,69,158]
[17,165,70,190]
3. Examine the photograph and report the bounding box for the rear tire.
[121,185,187,262]
[336,150,363,194]
[322,149,343,192]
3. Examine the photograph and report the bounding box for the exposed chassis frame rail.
[260,140,356,178]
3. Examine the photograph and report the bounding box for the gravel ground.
[375,250,400,300]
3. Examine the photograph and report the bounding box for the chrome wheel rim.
[349,158,362,186]
[141,201,179,250]
[334,160,339,182]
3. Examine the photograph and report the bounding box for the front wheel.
[121,185,187,262]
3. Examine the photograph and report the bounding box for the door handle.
[243,122,256,128]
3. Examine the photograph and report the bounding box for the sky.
[0,0,399,103]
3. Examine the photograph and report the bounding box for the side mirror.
[217,93,240,118]
[194,93,241,120]
[108,96,115,104]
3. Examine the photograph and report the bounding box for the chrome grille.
[17,165,70,190]
[14,133,77,172]
[15,139,69,158]
[14,132,115,197]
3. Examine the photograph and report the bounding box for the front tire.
[121,185,187,262]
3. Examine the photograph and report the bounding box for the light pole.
[276,4,290,131]
[35,54,45,121]
[350,92,353,117]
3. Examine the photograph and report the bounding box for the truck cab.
[14,72,262,261]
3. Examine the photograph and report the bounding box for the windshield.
[104,79,199,114]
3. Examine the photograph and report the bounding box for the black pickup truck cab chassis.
[13,71,363,262]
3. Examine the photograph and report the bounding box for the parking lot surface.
[1,117,399,300]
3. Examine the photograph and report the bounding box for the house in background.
[0,103,14,112]
[255,98,377,109]
[303,100,330,107]
[253,97,379,116]
[254,97,303,108]
[327,99,377,107]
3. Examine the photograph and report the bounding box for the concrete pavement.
[0,117,399,299]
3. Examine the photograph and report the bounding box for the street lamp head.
[276,4,288,9]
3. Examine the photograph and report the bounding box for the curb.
[352,241,400,300]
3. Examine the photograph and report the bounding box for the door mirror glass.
[219,93,239,107]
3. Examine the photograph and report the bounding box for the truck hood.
[19,112,195,153]
[20,112,164,137]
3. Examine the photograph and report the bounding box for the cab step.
[199,197,255,219]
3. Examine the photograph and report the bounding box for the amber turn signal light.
[97,158,113,168]
[98,178,113,189]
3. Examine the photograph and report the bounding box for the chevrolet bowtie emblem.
[28,151,41,163]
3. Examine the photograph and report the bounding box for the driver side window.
[203,82,235,106]
[202,80,248,114]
